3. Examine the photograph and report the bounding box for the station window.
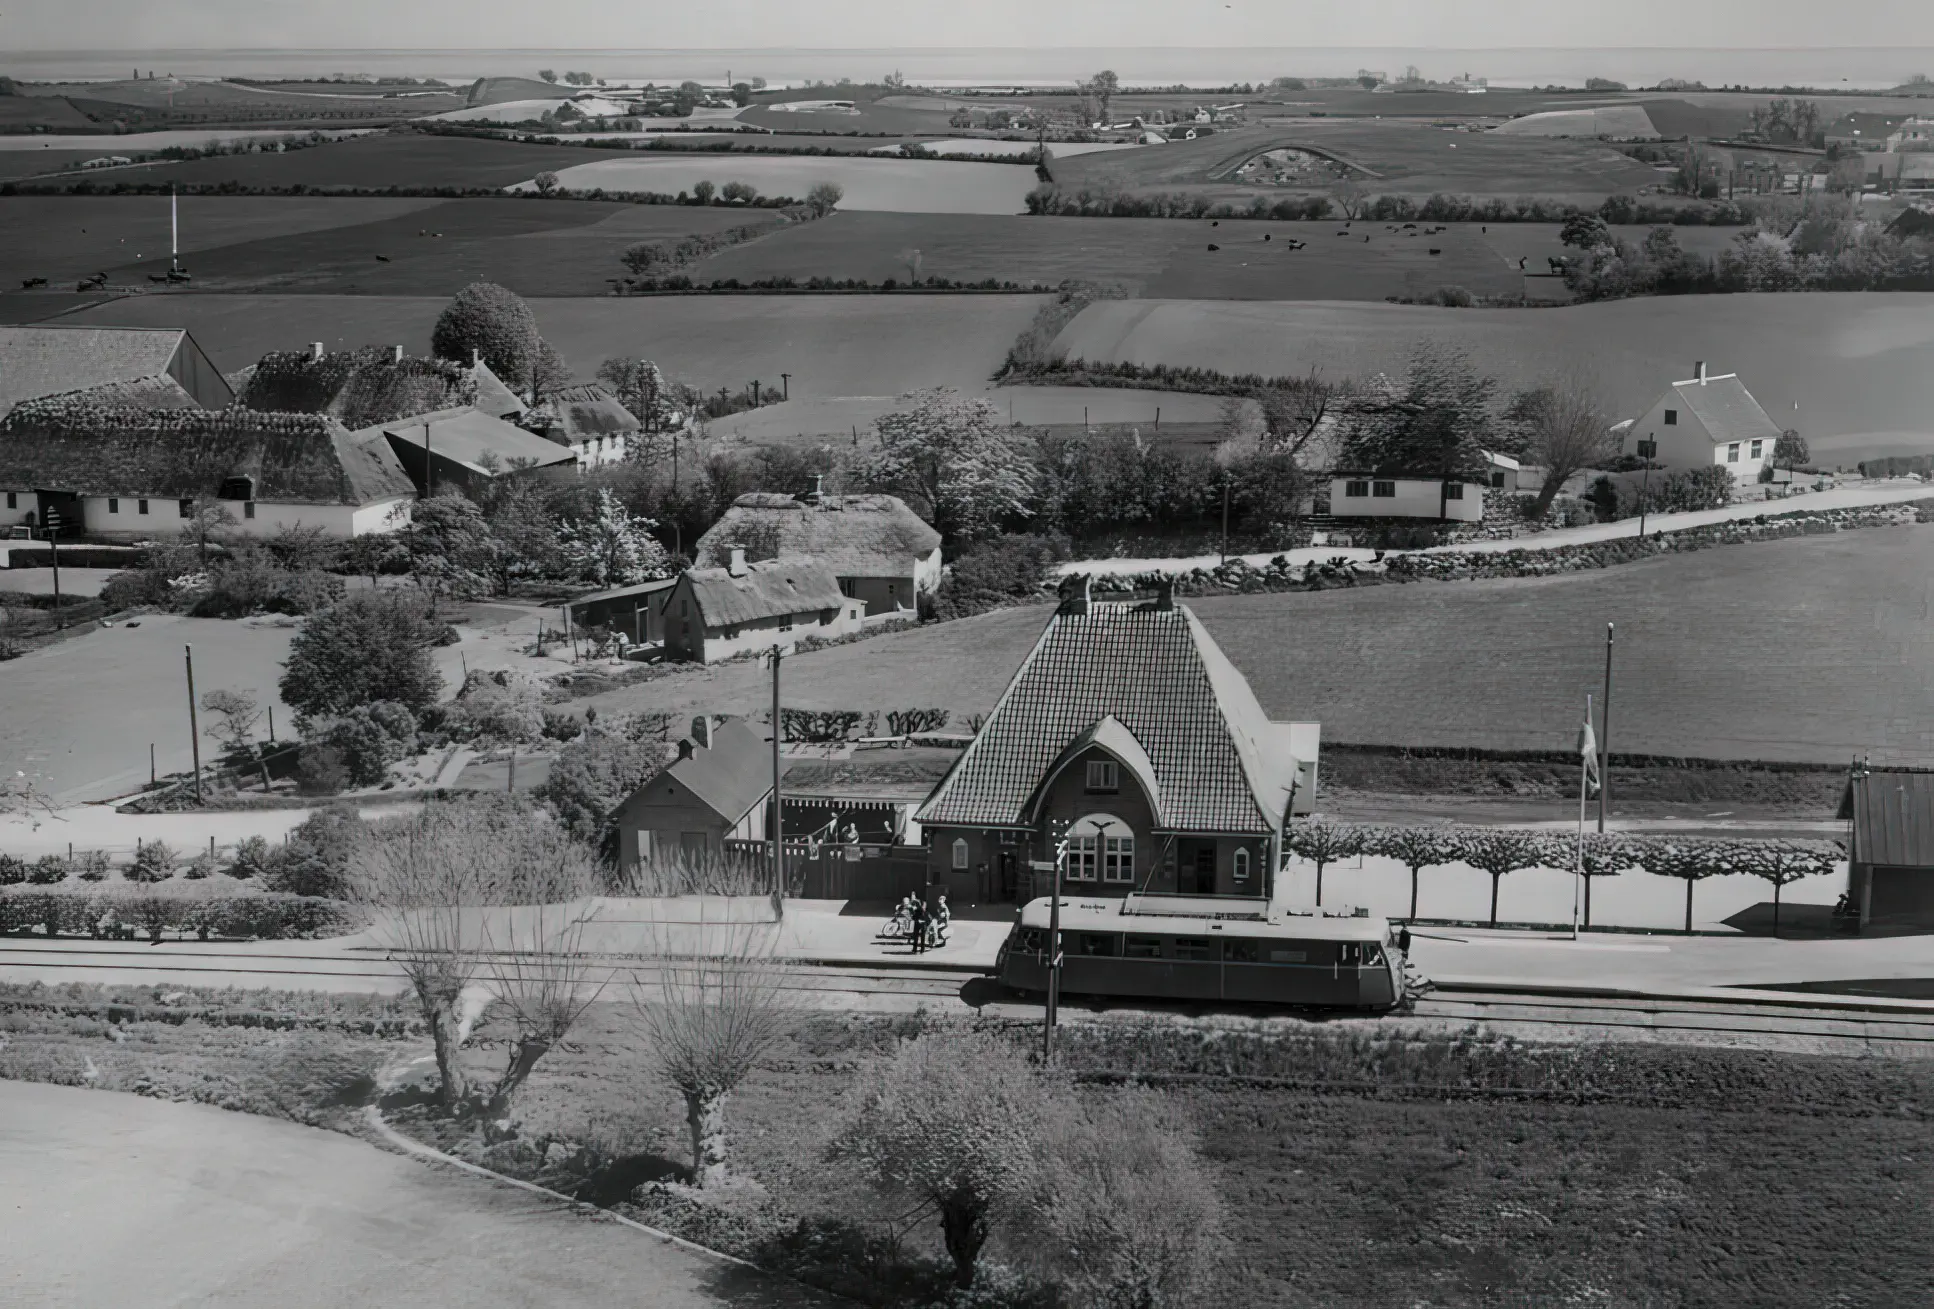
[5,492,15,509]
[1102,834,1134,883]
[108,498,119,514]
[1727,443,1740,463]
[1664,409,1678,425]
[1233,849,1250,881]
[951,838,969,871]
[1372,480,1396,498]
[138,499,149,515]
[1344,480,1369,498]
[1444,483,1464,501]
[1123,935,1162,959]
[1085,759,1118,793]
[779,613,793,632]
[1173,938,1214,961]
[1067,835,1098,881]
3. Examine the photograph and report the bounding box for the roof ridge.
[917,606,1065,822]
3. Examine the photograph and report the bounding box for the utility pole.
[1220,476,1231,565]
[1598,623,1614,833]
[768,643,784,896]
[1042,827,1067,1062]
[780,372,790,401]
[184,644,202,804]
[48,519,62,628]
[1636,438,1656,537]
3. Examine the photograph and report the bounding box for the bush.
[71,850,110,882]
[535,731,671,856]
[27,854,69,885]
[2,885,359,941]
[296,743,350,796]
[0,854,26,886]
[127,840,177,883]
[228,834,270,878]
[323,699,420,786]
[540,707,584,742]
[280,591,445,729]
[931,533,1072,620]
[182,852,217,880]
[442,669,546,744]
[99,567,166,613]
[261,805,367,900]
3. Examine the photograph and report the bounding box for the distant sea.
[7,47,1934,92]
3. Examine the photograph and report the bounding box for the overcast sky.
[9,0,1933,53]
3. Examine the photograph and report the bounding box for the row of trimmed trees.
[1283,820,1842,933]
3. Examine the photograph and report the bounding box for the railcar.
[994,893,1407,1011]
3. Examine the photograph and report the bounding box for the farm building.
[1615,362,1783,481]
[1839,765,1934,930]
[230,344,526,429]
[1824,112,1911,150]
[696,488,942,617]
[1326,473,1486,522]
[661,551,864,664]
[915,577,1319,905]
[612,716,772,870]
[1483,450,1522,492]
[527,382,638,469]
[0,400,415,539]
[0,325,232,419]
[563,576,678,646]
[364,406,577,498]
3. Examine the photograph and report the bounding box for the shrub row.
[0,888,358,941]
[778,706,951,742]
[617,275,1051,294]
[1022,188,1760,225]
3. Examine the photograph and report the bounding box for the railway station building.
[916,577,1319,904]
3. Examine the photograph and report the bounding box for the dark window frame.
[1372,480,1397,498]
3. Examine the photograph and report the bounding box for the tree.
[596,356,680,433]
[1283,818,1364,906]
[409,493,495,602]
[200,688,262,756]
[431,282,542,392]
[556,488,672,587]
[1773,429,1810,472]
[620,241,674,277]
[280,592,443,731]
[1085,69,1120,126]
[323,700,420,786]
[1576,832,1635,930]
[532,171,559,195]
[731,82,752,107]
[1332,175,1369,221]
[535,731,673,859]
[1505,378,1614,517]
[860,389,1035,544]
[627,920,792,1185]
[1032,1088,1228,1308]
[1740,838,1839,936]
[1634,836,1731,932]
[692,179,717,205]
[1456,828,1547,927]
[1559,214,1612,250]
[1365,824,1453,919]
[261,804,366,898]
[805,181,844,216]
[1338,346,1496,487]
[827,1030,1051,1288]
[530,339,572,402]
[179,495,238,567]
[538,69,558,83]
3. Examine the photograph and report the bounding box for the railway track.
[6,942,1932,1052]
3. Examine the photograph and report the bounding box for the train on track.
[994,893,1409,1011]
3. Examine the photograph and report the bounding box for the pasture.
[1048,119,1663,202]
[571,524,1934,766]
[1051,292,1934,453]
[55,291,1048,396]
[690,211,1533,301]
[525,154,1041,214]
[1492,104,1661,138]
[7,198,788,296]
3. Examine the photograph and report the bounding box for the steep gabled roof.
[470,361,528,419]
[1840,767,1934,868]
[368,406,577,474]
[0,400,415,505]
[540,383,639,445]
[684,558,847,628]
[0,325,229,415]
[917,600,1300,835]
[696,492,941,577]
[659,718,772,826]
[235,346,482,429]
[1667,375,1783,445]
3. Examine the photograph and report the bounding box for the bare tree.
[200,688,262,756]
[1506,378,1614,518]
[1255,374,1345,463]
[1332,174,1369,220]
[180,495,238,567]
[2,770,57,829]
[627,916,792,1186]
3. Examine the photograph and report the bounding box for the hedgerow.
[0,886,359,941]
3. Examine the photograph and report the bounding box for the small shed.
[613,716,773,869]
[565,576,677,645]
[1327,472,1485,522]
[1840,766,1934,929]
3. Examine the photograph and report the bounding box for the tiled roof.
[1670,376,1783,445]
[1841,768,1934,868]
[696,493,941,578]
[369,406,577,474]
[0,326,191,414]
[663,718,772,825]
[470,361,528,418]
[684,558,847,628]
[917,601,1299,835]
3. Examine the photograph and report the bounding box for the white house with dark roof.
[612,716,774,869]
[916,578,1319,904]
[362,406,578,498]
[695,488,943,616]
[662,550,864,664]
[0,400,416,539]
[531,382,639,468]
[1618,362,1785,481]
[0,325,232,418]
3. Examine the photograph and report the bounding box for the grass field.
[54,291,1048,395]
[703,386,1236,448]
[572,524,1934,765]
[35,198,786,296]
[1049,119,1663,202]
[526,154,1041,214]
[0,194,442,289]
[1052,292,1934,451]
[9,131,623,192]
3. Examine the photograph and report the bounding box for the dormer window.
[1085,760,1119,793]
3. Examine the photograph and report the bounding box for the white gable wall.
[1624,387,1774,482]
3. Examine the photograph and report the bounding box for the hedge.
[0,887,359,942]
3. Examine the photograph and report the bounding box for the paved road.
[0,1081,805,1308]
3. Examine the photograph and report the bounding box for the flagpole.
[1576,693,1589,941]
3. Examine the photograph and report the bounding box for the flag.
[1577,720,1601,796]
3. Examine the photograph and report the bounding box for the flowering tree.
[556,488,672,587]
[860,389,1034,543]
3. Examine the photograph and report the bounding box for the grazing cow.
[19,277,46,289]
[1207,243,1219,251]
[1262,233,1271,241]
[1518,257,1527,271]
[375,254,390,262]
[77,272,107,291]
[1429,248,1441,255]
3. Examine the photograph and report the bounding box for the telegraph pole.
[184,644,202,804]
[769,643,784,897]
[1598,623,1614,833]
[1040,822,1068,1062]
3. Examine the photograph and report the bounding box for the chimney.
[471,347,482,369]
[690,716,712,749]
[1057,573,1091,616]
[727,546,747,577]
[677,737,695,761]
[391,344,404,364]
[309,342,324,361]
[1694,360,1708,384]
[1154,578,1175,611]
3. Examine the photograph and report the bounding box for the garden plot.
[513,154,1041,214]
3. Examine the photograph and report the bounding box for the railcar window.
[1173,938,1214,961]
[1079,933,1118,957]
[1016,929,1044,951]
[1124,935,1162,958]
[1225,940,1260,963]
[1267,948,1308,964]
[1362,943,1384,966]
